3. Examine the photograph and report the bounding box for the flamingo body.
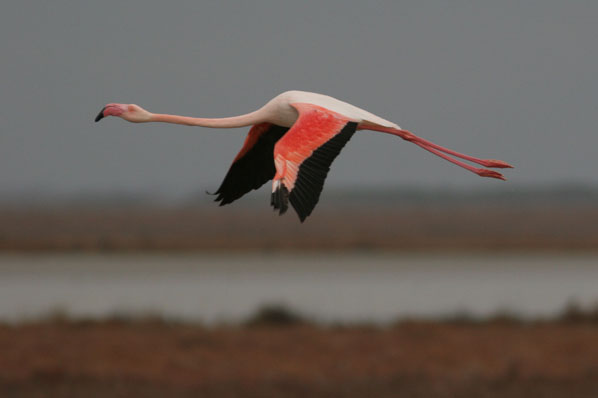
[95,91,513,222]
[267,91,399,129]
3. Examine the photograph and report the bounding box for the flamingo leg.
[365,126,512,179]
[399,131,513,169]
[412,141,506,180]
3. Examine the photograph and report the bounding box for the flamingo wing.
[271,103,358,222]
[213,123,288,206]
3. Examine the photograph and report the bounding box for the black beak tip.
[94,107,106,122]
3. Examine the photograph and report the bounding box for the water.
[1,252,597,324]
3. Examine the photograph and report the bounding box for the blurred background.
[1,1,598,397]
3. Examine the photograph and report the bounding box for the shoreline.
[2,201,598,252]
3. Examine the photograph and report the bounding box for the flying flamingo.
[95,90,512,221]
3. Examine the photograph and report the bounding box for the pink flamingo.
[95,90,512,221]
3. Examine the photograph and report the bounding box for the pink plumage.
[95,90,513,221]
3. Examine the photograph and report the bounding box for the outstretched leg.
[412,141,506,180]
[365,126,513,180]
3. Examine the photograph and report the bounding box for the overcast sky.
[1,1,597,199]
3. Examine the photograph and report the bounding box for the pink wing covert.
[271,103,358,221]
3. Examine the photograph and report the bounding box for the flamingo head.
[94,103,151,123]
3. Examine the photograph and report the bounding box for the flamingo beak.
[94,107,106,122]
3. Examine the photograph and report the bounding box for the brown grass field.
[1,317,598,398]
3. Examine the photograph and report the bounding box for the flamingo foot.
[483,159,514,169]
[477,169,506,181]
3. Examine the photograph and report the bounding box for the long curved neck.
[148,108,266,128]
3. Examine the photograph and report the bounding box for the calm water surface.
[1,252,597,323]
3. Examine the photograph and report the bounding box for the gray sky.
[1,1,597,199]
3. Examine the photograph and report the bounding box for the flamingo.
[94,90,512,222]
